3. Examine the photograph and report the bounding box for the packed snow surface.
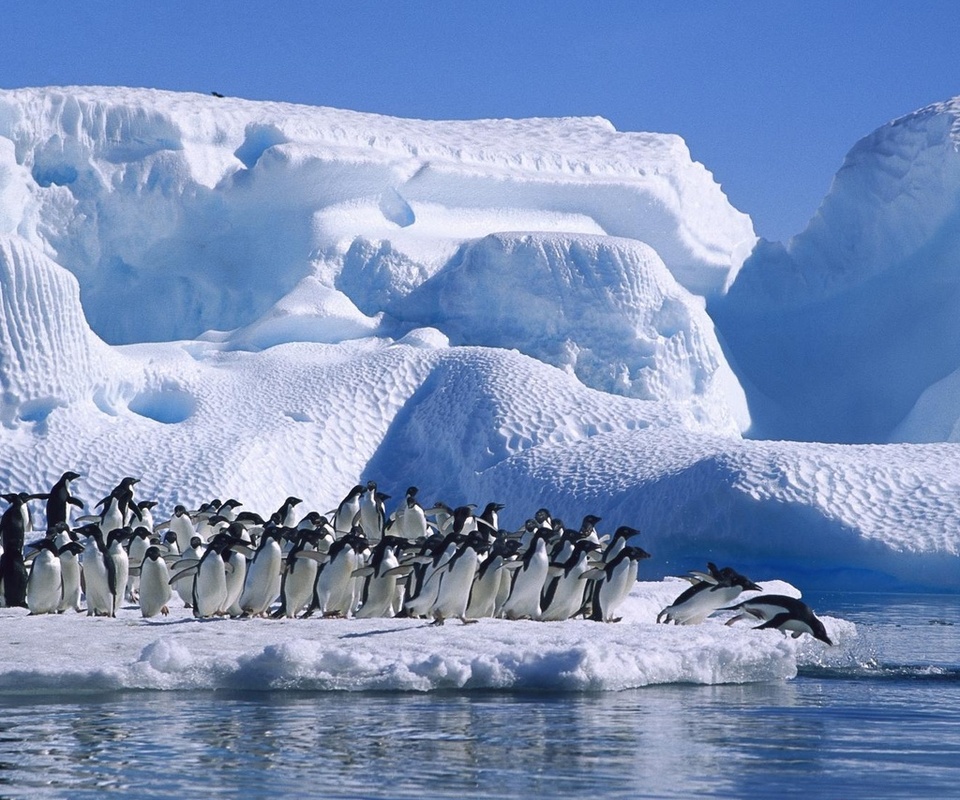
[0,85,958,708]
[0,580,851,694]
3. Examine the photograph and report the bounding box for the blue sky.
[2,1,958,241]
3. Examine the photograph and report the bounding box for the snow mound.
[383,232,748,432]
[0,86,754,346]
[0,235,124,427]
[716,97,960,443]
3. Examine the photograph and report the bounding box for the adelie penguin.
[723,594,833,645]
[39,471,84,530]
[657,563,761,626]
[585,544,651,623]
[499,524,552,620]
[0,492,36,608]
[333,485,365,535]
[137,545,172,618]
[25,538,62,615]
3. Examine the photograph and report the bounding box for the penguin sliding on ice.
[723,594,833,645]
[657,563,761,626]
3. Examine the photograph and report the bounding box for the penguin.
[221,522,250,617]
[539,539,602,622]
[577,514,603,545]
[425,501,455,536]
[657,563,761,625]
[95,477,141,533]
[57,538,85,613]
[237,526,283,617]
[358,481,384,540]
[273,496,303,529]
[178,532,238,618]
[137,545,172,618]
[104,527,132,616]
[353,535,410,619]
[499,526,552,620]
[172,535,204,609]
[41,471,84,530]
[333,485,364,535]
[275,529,323,619]
[581,525,641,617]
[309,528,367,617]
[585,545,651,622]
[134,500,158,534]
[427,530,487,625]
[723,594,833,645]
[76,523,112,616]
[466,536,521,619]
[25,538,62,614]
[218,499,243,522]
[387,487,429,541]
[0,493,32,607]
[478,502,505,543]
[600,524,640,561]
[125,526,153,602]
[159,505,198,554]
[402,506,477,617]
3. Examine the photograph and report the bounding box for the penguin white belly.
[58,553,82,613]
[282,557,318,618]
[139,559,172,618]
[27,551,62,614]
[82,545,111,617]
[239,542,282,616]
[223,553,247,616]
[193,555,228,618]
[431,551,480,621]
[107,545,129,617]
[315,551,360,616]
[465,564,502,619]
[540,565,590,622]
[660,585,743,625]
[501,556,548,620]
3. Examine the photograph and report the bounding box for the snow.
[0,85,958,693]
[714,97,960,444]
[0,579,852,694]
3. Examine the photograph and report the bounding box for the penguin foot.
[459,616,478,625]
[160,605,169,616]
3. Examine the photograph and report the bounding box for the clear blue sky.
[2,1,958,241]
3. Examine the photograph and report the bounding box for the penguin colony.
[0,473,832,643]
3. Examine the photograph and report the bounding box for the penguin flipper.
[169,565,199,585]
[293,550,327,564]
[352,566,375,578]
[579,568,605,581]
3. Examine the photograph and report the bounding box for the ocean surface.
[1,593,958,799]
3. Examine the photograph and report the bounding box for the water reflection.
[0,680,957,799]
[2,594,960,798]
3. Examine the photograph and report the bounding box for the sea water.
[1,594,959,799]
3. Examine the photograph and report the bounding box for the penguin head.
[613,525,640,541]
[61,470,82,483]
[580,514,602,532]
[810,616,833,646]
[144,546,164,562]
